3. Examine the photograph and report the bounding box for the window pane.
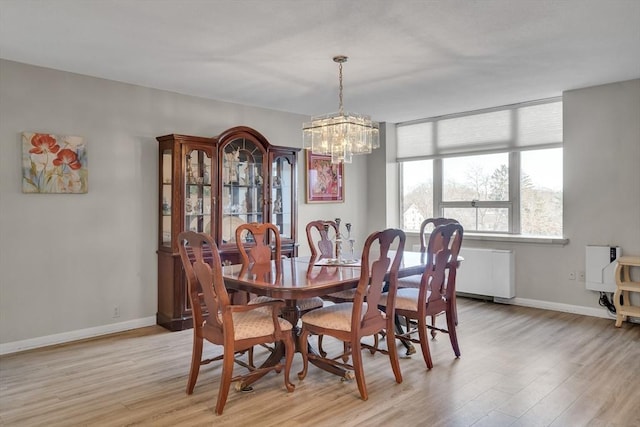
[521,148,563,236]
[401,160,433,232]
[443,153,509,201]
[443,207,509,232]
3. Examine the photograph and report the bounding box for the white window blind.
[396,121,433,158]
[396,98,562,160]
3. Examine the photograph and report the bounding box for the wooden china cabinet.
[156,127,299,331]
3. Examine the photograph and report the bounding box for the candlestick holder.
[345,223,356,262]
[321,218,357,264]
[334,218,343,263]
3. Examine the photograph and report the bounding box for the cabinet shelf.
[224,184,259,189]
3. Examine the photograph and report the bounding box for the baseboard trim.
[0,316,157,355]
[2,297,634,356]
[493,297,614,319]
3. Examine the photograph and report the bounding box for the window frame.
[437,152,516,234]
[397,98,563,238]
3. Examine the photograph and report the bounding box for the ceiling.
[1,0,639,124]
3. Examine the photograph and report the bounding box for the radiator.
[410,245,515,298]
[456,248,515,298]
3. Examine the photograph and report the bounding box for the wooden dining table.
[221,251,430,384]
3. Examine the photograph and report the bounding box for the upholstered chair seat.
[301,302,381,332]
[215,310,293,340]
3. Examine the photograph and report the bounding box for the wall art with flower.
[22,132,88,193]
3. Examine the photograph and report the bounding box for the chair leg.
[446,310,461,358]
[248,346,255,368]
[342,342,350,362]
[430,314,437,339]
[215,345,235,415]
[418,316,434,369]
[370,333,379,354]
[317,334,327,357]
[351,340,368,401]
[386,321,403,384]
[395,315,415,355]
[452,293,459,326]
[282,335,295,392]
[186,334,203,394]
[297,328,310,380]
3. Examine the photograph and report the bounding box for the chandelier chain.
[338,61,344,115]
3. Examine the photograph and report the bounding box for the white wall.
[0,59,370,350]
[515,79,640,309]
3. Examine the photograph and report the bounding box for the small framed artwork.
[306,151,344,203]
[22,132,88,193]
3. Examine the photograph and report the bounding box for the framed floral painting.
[306,151,344,203]
[22,132,88,193]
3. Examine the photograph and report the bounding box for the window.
[398,98,563,237]
[401,159,433,231]
[520,148,563,236]
[442,153,510,232]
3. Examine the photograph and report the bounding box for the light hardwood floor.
[1,298,639,427]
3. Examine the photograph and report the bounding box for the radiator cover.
[456,248,515,298]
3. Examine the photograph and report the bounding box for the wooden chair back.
[418,217,459,253]
[306,220,338,259]
[353,228,406,332]
[423,222,464,304]
[236,222,282,265]
[178,231,228,334]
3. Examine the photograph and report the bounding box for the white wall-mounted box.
[586,246,621,293]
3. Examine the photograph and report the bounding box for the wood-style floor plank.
[1,298,639,427]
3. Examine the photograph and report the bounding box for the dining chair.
[237,222,324,316]
[178,230,295,415]
[298,228,405,401]
[379,222,464,369]
[398,217,461,339]
[306,219,337,259]
[306,220,357,304]
[306,220,358,357]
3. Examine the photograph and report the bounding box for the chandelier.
[303,56,379,164]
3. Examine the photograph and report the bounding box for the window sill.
[463,233,568,246]
[405,231,569,246]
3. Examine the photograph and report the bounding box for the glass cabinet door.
[271,155,294,240]
[184,148,213,236]
[160,149,173,248]
[220,138,266,245]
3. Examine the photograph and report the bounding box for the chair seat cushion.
[249,295,323,312]
[248,295,281,315]
[325,288,357,300]
[216,310,293,340]
[380,288,428,311]
[301,302,385,332]
[297,297,325,312]
[249,295,280,304]
[397,274,421,289]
